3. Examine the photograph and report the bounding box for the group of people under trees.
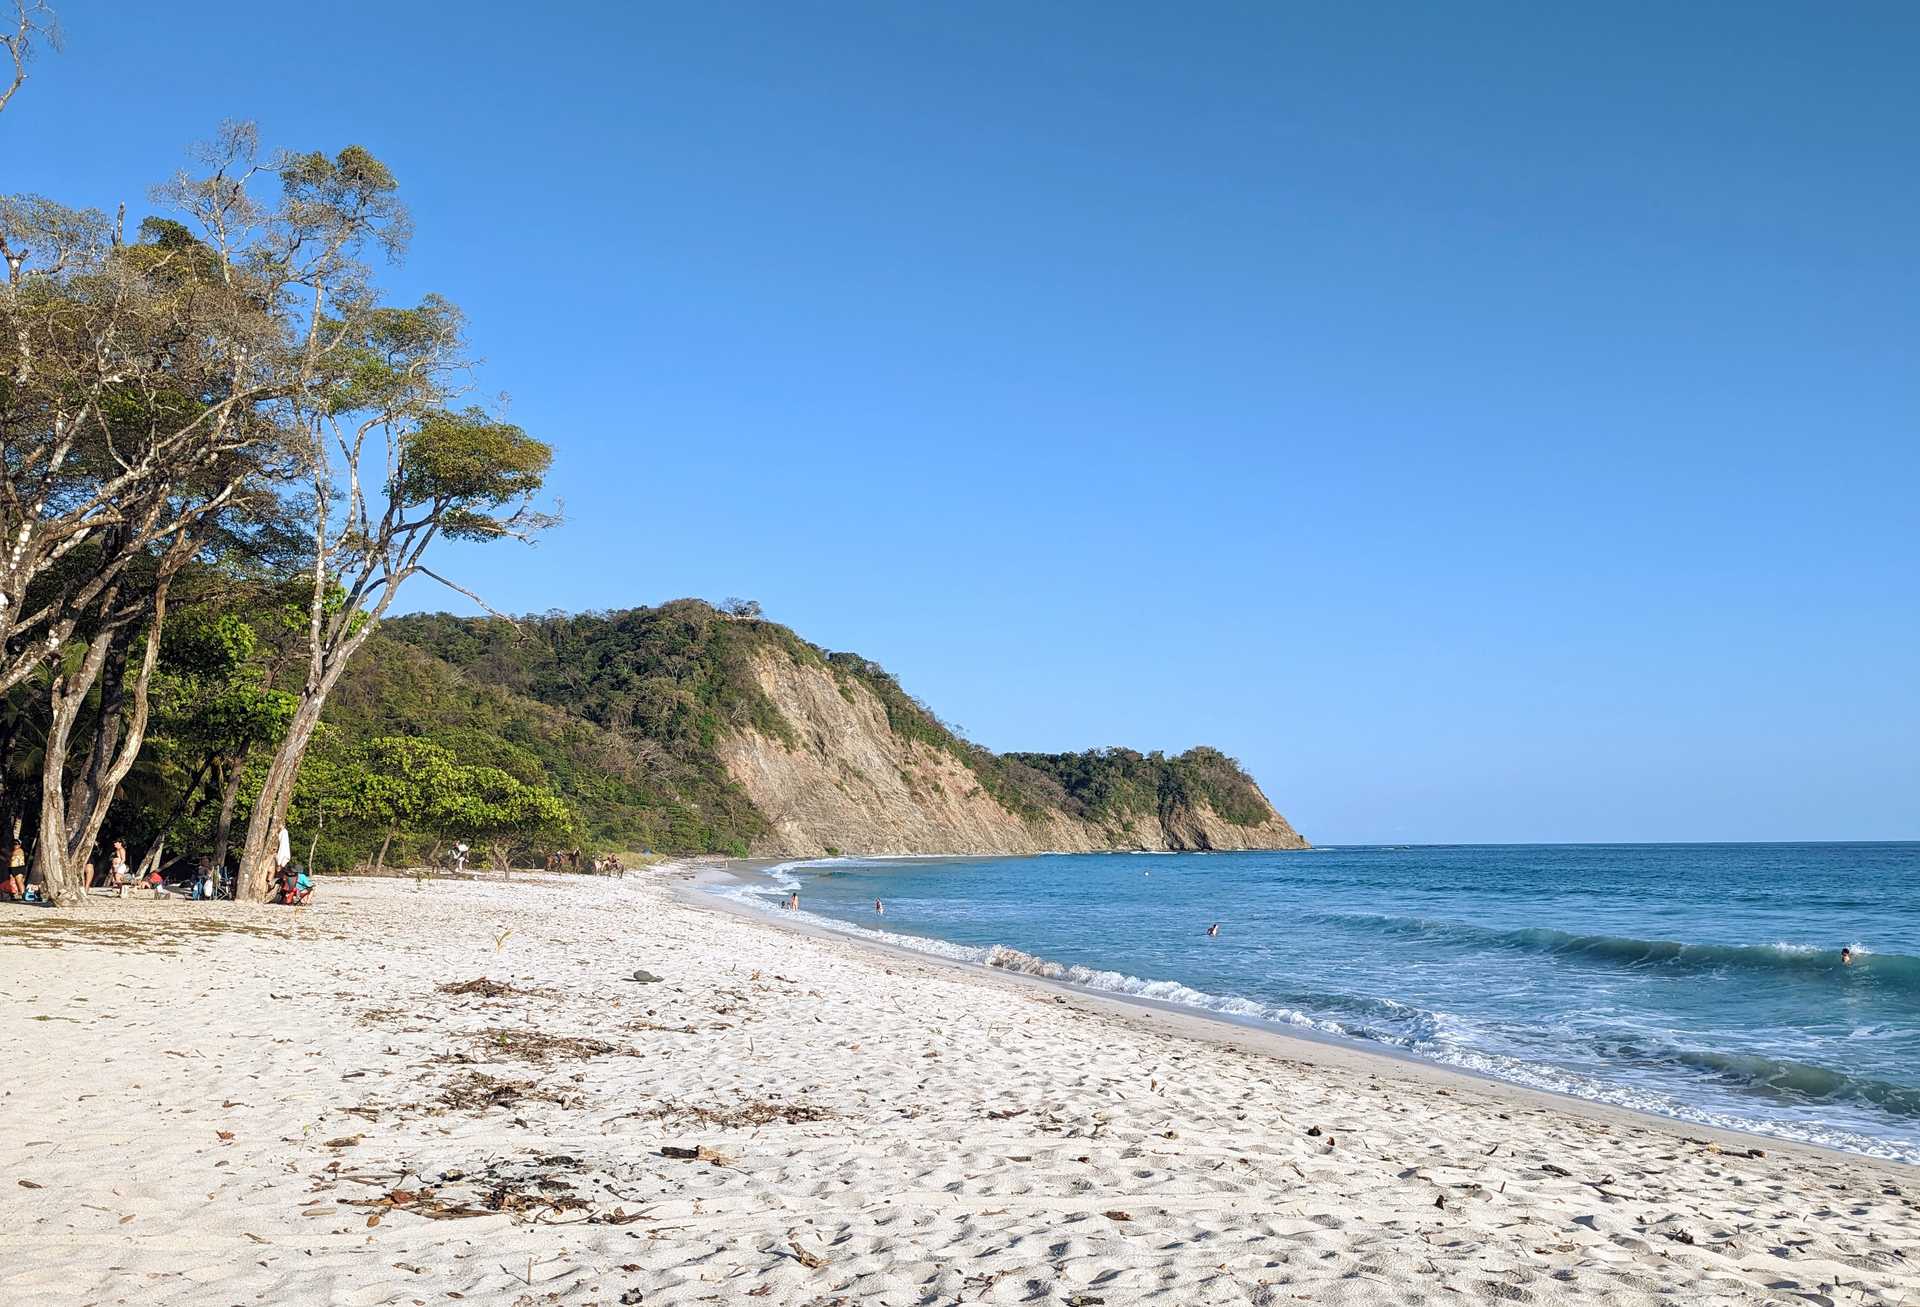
[0,828,311,906]
[2,835,135,901]
[0,823,626,905]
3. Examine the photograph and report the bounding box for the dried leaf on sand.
[437,1071,571,1112]
[466,1027,627,1064]
[635,1099,835,1128]
[436,977,553,1000]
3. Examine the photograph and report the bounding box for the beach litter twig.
[786,1238,828,1269]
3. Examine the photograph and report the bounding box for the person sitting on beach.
[2,840,24,899]
[275,862,313,905]
[109,840,133,896]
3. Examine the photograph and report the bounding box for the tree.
[0,34,556,897]
[233,321,556,897]
[0,2,57,117]
[324,736,570,874]
[328,736,459,872]
[0,122,361,708]
[441,763,572,875]
[5,121,410,903]
[33,556,177,898]
[142,605,297,872]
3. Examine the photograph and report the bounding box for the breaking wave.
[1309,914,1918,992]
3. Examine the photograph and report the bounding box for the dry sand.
[3,866,1916,1306]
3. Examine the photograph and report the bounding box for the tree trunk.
[35,625,118,905]
[65,634,129,834]
[210,749,249,873]
[374,827,394,873]
[37,587,170,906]
[236,698,321,901]
[236,618,380,901]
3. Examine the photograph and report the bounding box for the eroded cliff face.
[717,652,1309,858]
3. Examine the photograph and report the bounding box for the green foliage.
[317,625,764,861]
[1162,746,1274,827]
[385,599,810,755]
[154,610,297,757]
[374,600,847,853]
[1003,747,1166,826]
[1005,746,1275,830]
[278,144,400,211]
[322,297,462,417]
[398,408,552,536]
[322,735,570,855]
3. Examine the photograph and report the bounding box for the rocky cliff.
[717,648,1307,858]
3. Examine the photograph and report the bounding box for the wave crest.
[1312,914,1920,992]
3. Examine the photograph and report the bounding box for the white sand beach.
[4,867,1917,1306]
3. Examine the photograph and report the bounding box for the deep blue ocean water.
[717,843,1920,1161]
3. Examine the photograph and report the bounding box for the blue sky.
[8,3,1916,843]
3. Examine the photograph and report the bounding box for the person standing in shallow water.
[875,899,884,915]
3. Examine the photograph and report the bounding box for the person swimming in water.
[1206,922,1220,937]
[1841,946,1854,966]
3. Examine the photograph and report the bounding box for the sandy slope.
[2,869,1916,1306]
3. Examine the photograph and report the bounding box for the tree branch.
[415,565,520,627]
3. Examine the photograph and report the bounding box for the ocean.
[714,842,1920,1162]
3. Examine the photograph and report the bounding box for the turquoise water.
[718,843,1920,1161]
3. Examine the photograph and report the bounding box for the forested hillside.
[319,632,769,858]
[335,599,1307,863]
[42,598,1303,874]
